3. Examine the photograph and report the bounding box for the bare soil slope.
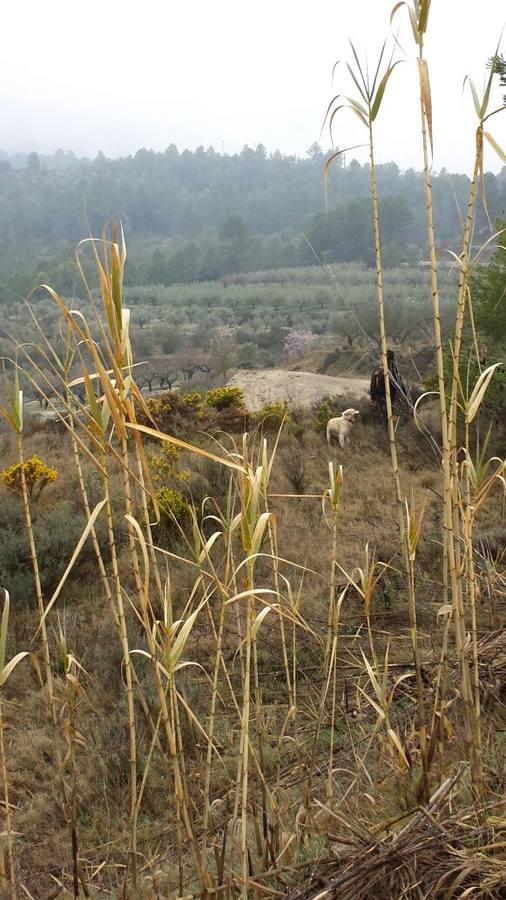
[228,368,370,410]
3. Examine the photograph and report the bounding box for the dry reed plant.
[0,591,28,898]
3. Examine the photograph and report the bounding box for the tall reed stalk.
[307,463,344,801]
[0,700,15,899]
[391,1,504,793]
[324,43,408,570]
[0,370,55,727]
[0,591,28,898]
[405,497,429,802]
[391,1,456,779]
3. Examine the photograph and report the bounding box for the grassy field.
[0,320,504,895]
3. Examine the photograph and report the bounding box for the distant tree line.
[0,143,504,303]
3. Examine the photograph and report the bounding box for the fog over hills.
[0,142,504,307]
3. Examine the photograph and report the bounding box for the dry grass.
[0,406,502,896]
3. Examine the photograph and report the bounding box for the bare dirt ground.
[25,370,370,423]
[228,368,370,411]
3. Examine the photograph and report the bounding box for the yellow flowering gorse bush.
[1,456,58,501]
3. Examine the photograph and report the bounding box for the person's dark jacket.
[370,359,403,404]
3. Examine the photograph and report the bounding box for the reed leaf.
[371,40,388,97]
[390,2,421,45]
[126,422,246,472]
[197,531,223,566]
[0,653,30,688]
[0,592,28,688]
[168,602,205,671]
[465,362,502,424]
[40,499,107,625]
[250,511,274,556]
[484,131,506,162]
[466,77,482,118]
[124,514,150,603]
[344,95,369,118]
[418,0,431,34]
[0,591,10,674]
[323,144,365,210]
[418,58,433,154]
[251,606,274,640]
[370,61,401,121]
[348,41,368,95]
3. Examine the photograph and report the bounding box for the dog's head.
[342,408,360,422]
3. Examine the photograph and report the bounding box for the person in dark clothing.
[370,350,403,430]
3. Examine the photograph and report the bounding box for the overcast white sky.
[2,0,505,173]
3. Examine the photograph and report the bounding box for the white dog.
[326,408,360,447]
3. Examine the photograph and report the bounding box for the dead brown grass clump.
[286,777,506,899]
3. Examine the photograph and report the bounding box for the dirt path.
[228,368,369,411]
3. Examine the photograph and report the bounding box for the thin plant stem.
[240,560,254,899]
[417,40,451,612]
[102,454,138,883]
[407,548,429,803]
[0,701,16,900]
[16,433,56,726]
[368,123,408,569]
[447,147,483,790]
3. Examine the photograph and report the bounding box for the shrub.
[290,421,305,443]
[215,406,250,432]
[153,487,189,527]
[1,455,57,500]
[255,400,290,429]
[255,326,285,351]
[141,395,177,427]
[311,395,344,434]
[182,391,203,407]
[205,386,246,411]
[281,444,306,493]
[426,335,506,421]
[150,444,180,482]
[236,342,258,368]
[0,495,108,604]
[156,486,188,521]
[138,391,201,434]
[184,455,232,515]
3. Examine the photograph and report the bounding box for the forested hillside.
[1,144,505,304]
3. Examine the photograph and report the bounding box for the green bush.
[153,487,189,525]
[0,495,109,606]
[205,386,246,411]
[423,229,506,427]
[182,391,203,407]
[426,335,506,422]
[255,400,290,429]
[311,395,344,434]
[236,342,258,368]
[138,391,204,434]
